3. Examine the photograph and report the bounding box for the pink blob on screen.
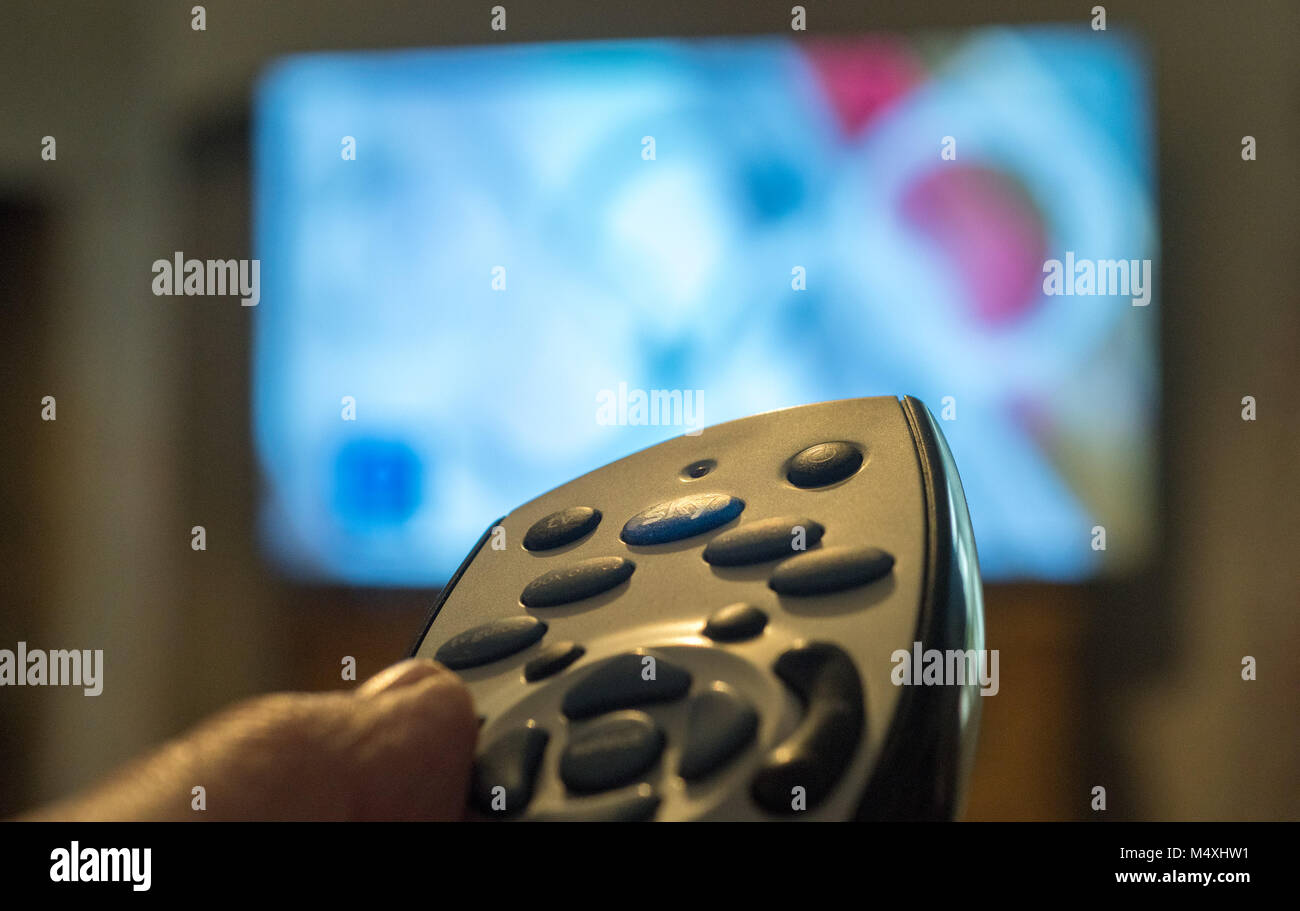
[900,166,1048,327]
[801,38,926,136]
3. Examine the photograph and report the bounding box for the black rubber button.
[434,616,548,670]
[526,785,661,822]
[561,651,692,720]
[679,684,760,781]
[522,507,601,551]
[520,556,635,607]
[786,442,863,488]
[560,711,665,794]
[472,725,549,817]
[523,641,586,682]
[751,642,864,813]
[621,493,745,545]
[702,603,769,642]
[703,516,825,566]
[768,546,894,596]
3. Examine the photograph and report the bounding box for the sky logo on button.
[621,493,745,545]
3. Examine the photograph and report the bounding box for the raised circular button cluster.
[466,640,865,818]
[467,647,773,819]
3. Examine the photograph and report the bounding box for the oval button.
[520,556,635,607]
[523,506,601,552]
[561,651,692,720]
[679,685,760,781]
[523,641,586,682]
[786,442,863,488]
[768,546,894,596]
[702,603,769,642]
[621,493,745,545]
[560,711,665,794]
[434,615,548,670]
[472,725,549,817]
[702,516,825,566]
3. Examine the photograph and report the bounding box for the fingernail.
[357,658,443,698]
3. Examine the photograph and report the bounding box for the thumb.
[23,658,479,821]
[338,658,480,820]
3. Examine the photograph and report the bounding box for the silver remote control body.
[411,396,984,821]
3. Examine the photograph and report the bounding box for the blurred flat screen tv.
[252,30,1157,586]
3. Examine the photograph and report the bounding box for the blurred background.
[1,0,1296,820]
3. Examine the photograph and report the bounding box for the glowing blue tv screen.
[253,30,1157,586]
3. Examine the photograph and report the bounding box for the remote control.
[410,396,984,821]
